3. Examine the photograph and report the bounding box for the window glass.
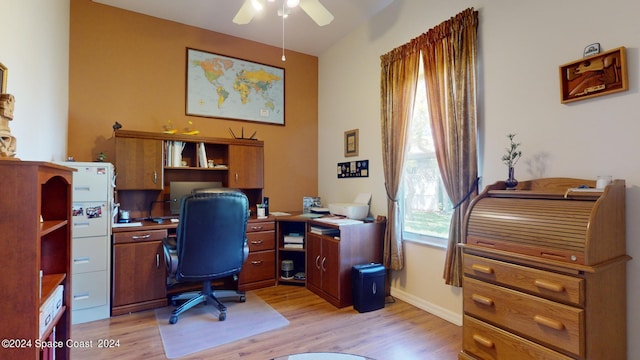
[402,64,452,245]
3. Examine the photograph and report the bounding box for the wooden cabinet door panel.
[113,241,166,306]
[228,145,263,188]
[115,137,163,190]
[306,233,322,290]
[322,237,340,299]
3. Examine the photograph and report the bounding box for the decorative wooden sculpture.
[0,93,16,158]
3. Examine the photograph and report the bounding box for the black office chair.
[163,189,249,324]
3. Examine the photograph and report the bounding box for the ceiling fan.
[233,0,334,26]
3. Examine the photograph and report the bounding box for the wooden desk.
[111,216,276,315]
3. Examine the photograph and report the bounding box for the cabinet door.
[306,233,322,290]
[115,137,163,190]
[112,241,166,306]
[321,237,340,299]
[228,144,263,188]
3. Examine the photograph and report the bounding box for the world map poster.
[186,48,285,125]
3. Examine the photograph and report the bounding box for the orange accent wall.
[68,0,318,212]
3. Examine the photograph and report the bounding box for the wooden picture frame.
[344,129,359,157]
[559,46,628,104]
[186,48,285,125]
[0,62,7,93]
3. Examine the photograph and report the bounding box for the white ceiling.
[92,0,395,56]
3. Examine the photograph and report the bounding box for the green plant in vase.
[501,133,522,189]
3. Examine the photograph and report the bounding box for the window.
[401,63,452,246]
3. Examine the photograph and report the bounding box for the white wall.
[319,0,640,358]
[1,0,69,161]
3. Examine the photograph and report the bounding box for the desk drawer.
[463,315,574,360]
[239,250,275,284]
[463,277,583,356]
[247,220,275,233]
[113,229,167,244]
[463,254,584,306]
[247,231,275,252]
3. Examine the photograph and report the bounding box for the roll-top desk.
[459,178,629,360]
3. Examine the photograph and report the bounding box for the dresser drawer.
[463,253,584,307]
[463,277,584,356]
[247,220,275,233]
[239,250,275,283]
[463,315,574,360]
[247,231,275,252]
[113,229,167,244]
[72,235,109,274]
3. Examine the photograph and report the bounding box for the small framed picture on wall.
[344,129,359,157]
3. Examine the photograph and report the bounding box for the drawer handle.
[471,264,494,274]
[250,240,264,245]
[73,293,90,300]
[251,226,264,231]
[472,334,495,349]
[533,315,565,331]
[251,260,264,265]
[132,234,151,240]
[73,257,90,264]
[534,279,565,293]
[471,294,494,307]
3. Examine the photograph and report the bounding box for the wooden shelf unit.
[0,160,74,360]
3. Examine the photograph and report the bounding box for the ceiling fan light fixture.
[250,0,265,11]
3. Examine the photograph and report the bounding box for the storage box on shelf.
[459,178,629,360]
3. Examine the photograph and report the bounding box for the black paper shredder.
[352,263,385,313]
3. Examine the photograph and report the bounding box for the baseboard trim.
[390,287,462,326]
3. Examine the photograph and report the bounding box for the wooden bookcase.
[0,160,73,360]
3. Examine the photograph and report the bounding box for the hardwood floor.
[71,286,461,360]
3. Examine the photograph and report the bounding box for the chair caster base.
[169,315,178,324]
[219,311,226,321]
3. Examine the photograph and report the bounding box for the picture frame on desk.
[185,48,285,125]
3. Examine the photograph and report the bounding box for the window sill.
[402,231,448,249]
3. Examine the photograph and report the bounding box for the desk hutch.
[459,178,629,360]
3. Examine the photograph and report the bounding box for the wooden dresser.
[459,178,629,360]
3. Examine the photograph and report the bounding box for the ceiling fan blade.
[233,0,258,25]
[299,0,334,26]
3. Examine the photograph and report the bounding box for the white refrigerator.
[59,162,115,324]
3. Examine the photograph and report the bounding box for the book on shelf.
[198,142,208,168]
[284,243,304,249]
[284,234,304,243]
[309,226,339,236]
